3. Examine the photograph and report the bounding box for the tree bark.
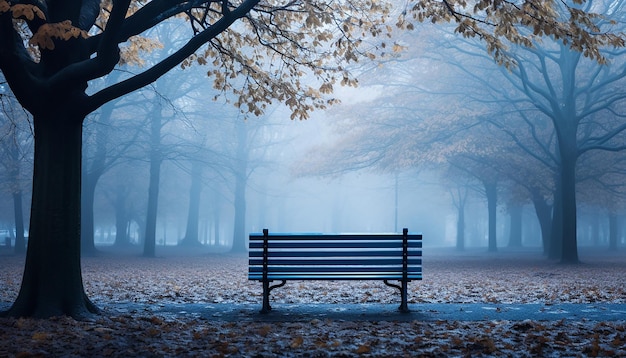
[2,114,98,318]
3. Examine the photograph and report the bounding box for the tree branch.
[85,0,260,115]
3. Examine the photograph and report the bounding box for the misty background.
[1,14,625,256]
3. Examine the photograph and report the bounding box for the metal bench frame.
[248,228,422,313]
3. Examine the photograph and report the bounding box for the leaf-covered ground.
[1,246,625,357]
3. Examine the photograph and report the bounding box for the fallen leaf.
[291,336,304,348]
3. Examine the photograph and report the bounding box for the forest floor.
[1,246,625,357]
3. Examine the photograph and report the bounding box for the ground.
[1,246,625,357]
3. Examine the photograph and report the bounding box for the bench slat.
[249,241,419,249]
[249,265,421,273]
[249,233,421,240]
[248,250,421,258]
[249,241,421,249]
[249,258,421,266]
[248,274,422,280]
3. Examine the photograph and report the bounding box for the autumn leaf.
[29,21,88,50]
[0,0,9,13]
[290,336,304,348]
[8,4,45,21]
[31,332,49,341]
[257,325,271,337]
[392,43,406,53]
[149,316,164,325]
[356,344,371,354]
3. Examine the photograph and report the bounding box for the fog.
[1,15,626,259]
[83,110,456,250]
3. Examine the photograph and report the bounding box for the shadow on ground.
[82,302,626,322]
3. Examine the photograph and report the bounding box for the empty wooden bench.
[248,228,422,313]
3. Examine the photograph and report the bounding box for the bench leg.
[399,280,409,313]
[384,280,410,313]
[261,280,287,314]
[261,280,271,313]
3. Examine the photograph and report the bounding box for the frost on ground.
[1,247,625,357]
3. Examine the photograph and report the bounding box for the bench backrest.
[248,229,422,281]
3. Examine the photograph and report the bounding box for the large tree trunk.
[179,161,203,246]
[552,47,580,264]
[2,114,98,318]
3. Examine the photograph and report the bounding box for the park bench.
[248,228,422,313]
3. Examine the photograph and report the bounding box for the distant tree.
[102,162,146,247]
[0,81,32,255]
[445,173,470,251]
[178,105,230,248]
[179,159,204,246]
[576,150,626,249]
[485,23,626,262]
[81,94,145,255]
[229,114,282,252]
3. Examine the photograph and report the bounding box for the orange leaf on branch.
[29,21,88,50]
[10,4,45,20]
